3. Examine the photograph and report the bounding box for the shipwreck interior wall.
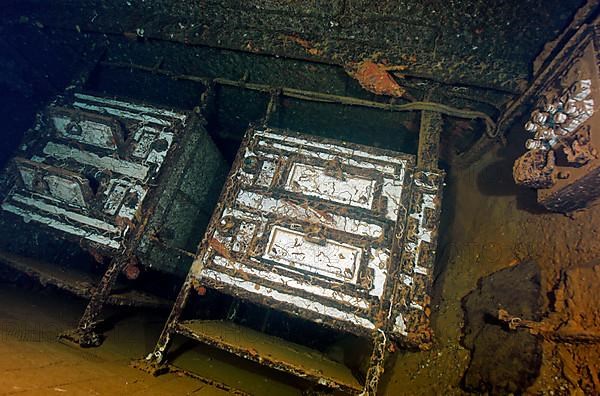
[0,0,599,395]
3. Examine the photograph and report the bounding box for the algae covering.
[0,92,227,277]
[136,116,229,277]
[2,0,585,93]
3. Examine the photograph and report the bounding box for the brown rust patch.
[208,238,233,261]
[346,61,407,98]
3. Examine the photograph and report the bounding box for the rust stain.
[209,237,233,260]
[196,285,207,296]
[346,61,406,97]
[282,34,323,56]
[123,258,141,280]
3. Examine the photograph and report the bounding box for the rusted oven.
[143,126,444,394]
[0,91,227,345]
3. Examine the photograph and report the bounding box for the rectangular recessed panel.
[285,163,376,209]
[51,114,119,150]
[263,225,362,283]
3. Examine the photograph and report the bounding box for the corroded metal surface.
[4,0,585,94]
[513,25,600,212]
[175,320,363,394]
[513,150,556,189]
[192,127,443,342]
[417,111,443,169]
[146,126,444,394]
[0,250,170,308]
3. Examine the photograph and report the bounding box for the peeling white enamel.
[51,115,117,150]
[236,190,383,238]
[407,192,436,274]
[103,180,130,216]
[263,226,362,283]
[236,168,255,184]
[194,128,435,336]
[367,249,389,297]
[414,173,439,190]
[74,93,186,122]
[17,167,36,191]
[232,222,256,253]
[1,203,120,249]
[146,130,174,168]
[29,156,46,163]
[73,101,172,126]
[258,141,397,175]
[131,126,159,158]
[44,175,88,207]
[1,93,190,256]
[43,142,149,180]
[393,313,408,336]
[382,177,404,221]
[11,194,119,234]
[400,274,413,286]
[212,255,370,310]
[255,129,410,166]
[255,161,276,187]
[117,184,147,220]
[285,163,375,209]
[200,268,375,329]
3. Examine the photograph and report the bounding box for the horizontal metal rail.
[100,60,498,137]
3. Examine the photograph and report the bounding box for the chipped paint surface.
[193,127,443,341]
[264,225,363,283]
[391,170,444,345]
[285,163,376,209]
[1,93,187,251]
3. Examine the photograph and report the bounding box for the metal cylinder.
[570,79,592,101]
[553,112,567,124]
[524,121,539,132]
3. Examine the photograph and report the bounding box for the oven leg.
[59,256,128,347]
[137,271,196,373]
[60,256,127,347]
[361,329,389,396]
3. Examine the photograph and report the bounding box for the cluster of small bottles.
[524,79,594,150]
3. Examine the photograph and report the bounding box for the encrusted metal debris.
[513,25,599,212]
[145,126,444,394]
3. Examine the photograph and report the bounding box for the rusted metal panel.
[417,111,443,170]
[390,170,444,347]
[174,320,363,394]
[513,26,600,212]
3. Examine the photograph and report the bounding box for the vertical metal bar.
[417,110,443,170]
[147,269,198,364]
[69,255,128,346]
[263,89,282,126]
[361,329,389,396]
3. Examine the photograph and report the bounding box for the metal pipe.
[100,60,497,137]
